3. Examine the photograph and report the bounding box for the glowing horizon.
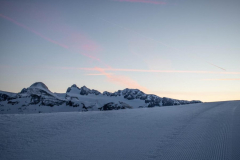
[0,0,239,102]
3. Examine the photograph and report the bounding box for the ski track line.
[232,103,240,160]
[146,102,225,159]
[147,101,239,160]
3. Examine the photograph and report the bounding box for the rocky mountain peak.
[66,85,101,95]
[71,84,78,88]
[29,82,49,91]
[80,85,89,90]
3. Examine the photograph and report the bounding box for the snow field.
[0,101,240,160]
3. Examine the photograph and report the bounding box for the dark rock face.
[20,88,27,94]
[103,90,122,97]
[67,84,101,96]
[71,84,77,88]
[140,95,147,100]
[81,103,88,111]
[92,89,101,95]
[79,86,101,95]
[28,89,66,107]
[147,97,162,107]
[108,89,164,107]
[0,93,17,102]
[30,95,41,105]
[178,100,190,105]
[41,99,65,107]
[0,93,10,101]
[124,94,134,100]
[121,88,145,99]
[80,89,88,95]
[190,100,202,104]
[153,97,161,106]
[17,83,67,107]
[162,97,175,106]
[102,102,116,110]
[102,102,122,110]
[66,85,202,107]
[8,100,18,105]
[66,101,79,107]
[148,102,155,107]
[101,102,132,111]
[103,91,112,96]
[66,101,73,106]
[119,101,132,109]
[103,88,202,107]
[66,87,71,93]
[66,84,78,93]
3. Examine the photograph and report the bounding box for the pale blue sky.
[0,0,240,102]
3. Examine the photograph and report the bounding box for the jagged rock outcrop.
[0,92,16,102]
[0,93,11,102]
[101,101,132,111]
[103,91,112,96]
[67,84,101,95]
[102,88,202,107]
[66,85,202,107]
[0,82,202,114]
[66,101,79,107]
[18,82,66,107]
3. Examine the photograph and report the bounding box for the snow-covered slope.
[0,82,202,114]
[0,101,239,159]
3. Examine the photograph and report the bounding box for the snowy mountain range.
[0,82,202,114]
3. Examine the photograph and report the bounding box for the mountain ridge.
[0,82,202,114]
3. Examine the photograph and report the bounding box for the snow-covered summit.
[29,82,49,91]
[21,82,55,97]
[0,82,202,114]
[14,82,66,107]
[67,84,101,95]
[101,88,202,106]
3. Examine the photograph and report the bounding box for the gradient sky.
[0,0,240,102]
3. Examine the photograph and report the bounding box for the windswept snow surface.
[0,101,240,160]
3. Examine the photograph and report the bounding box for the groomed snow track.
[0,101,240,160]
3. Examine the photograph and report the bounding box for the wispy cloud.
[94,67,149,92]
[0,2,104,64]
[70,67,240,75]
[0,14,69,49]
[86,73,113,76]
[0,14,106,65]
[113,0,167,5]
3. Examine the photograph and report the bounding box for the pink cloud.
[0,1,103,64]
[94,67,149,92]
[64,32,103,61]
[42,66,240,75]
[86,73,113,76]
[114,0,166,5]
[0,13,106,65]
[0,14,69,49]
[79,68,240,75]
[57,67,240,75]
